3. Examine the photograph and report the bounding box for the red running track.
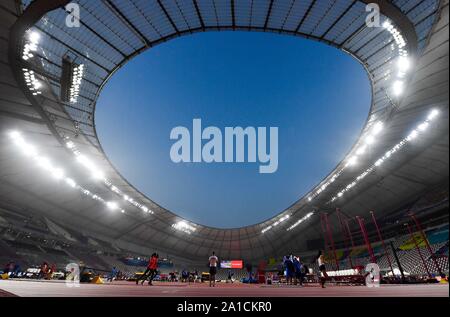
[0,280,448,297]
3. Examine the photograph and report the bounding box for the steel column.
[320,213,334,270]
[409,213,443,276]
[345,219,359,266]
[336,209,353,268]
[390,241,405,281]
[370,211,395,276]
[324,213,340,271]
[406,223,431,278]
[356,216,376,263]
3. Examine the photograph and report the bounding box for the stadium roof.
[0,0,448,263]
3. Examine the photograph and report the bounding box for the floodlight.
[393,80,404,96]
[428,109,439,121]
[356,145,367,156]
[52,168,65,180]
[397,57,410,72]
[29,31,40,44]
[418,122,429,132]
[106,202,118,210]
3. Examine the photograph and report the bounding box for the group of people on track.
[282,250,328,288]
[128,250,328,288]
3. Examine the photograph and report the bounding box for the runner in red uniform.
[136,253,159,285]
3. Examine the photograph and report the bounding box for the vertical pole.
[336,209,353,268]
[409,213,443,276]
[324,213,340,271]
[320,213,334,270]
[345,219,359,266]
[390,241,405,282]
[406,223,431,278]
[370,211,395,276]
[356,216,376,263]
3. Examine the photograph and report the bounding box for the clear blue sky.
[96,31,371,228]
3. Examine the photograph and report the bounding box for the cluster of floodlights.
[383,20,410,97]
[306,20,411,205]
[8,131,125,213]
[69,64,84,103]
[172,221,197,235]
[22,32,43,96]
[286,212,315,231]
[22,31,39,61]
[22,68,42,96]
[261,214,290,234]
[330,109,440,202]
[64,137,153,215]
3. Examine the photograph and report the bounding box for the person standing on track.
[293,256,304,286]
[208,251,219,287]
[283,255,295,285]
[136,253,159,286]
[107,266,118,283]
[317,250,329,288]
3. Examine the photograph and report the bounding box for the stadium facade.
[0,0,448,267]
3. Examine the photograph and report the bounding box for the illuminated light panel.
[106,201,118,210]
[28,31,40,44]
[63,136,154,215]
[51,168,65,180]
[22,30,40,61]
[22,68,42,96]
[286,212,315,231]
[172,221,196,234]
[8,131,121,213]
[261,214,290,234]
[393,80,404,96]
[383,21,411,97]
[365,135,375,145]
[397,56,410,72]
[356,145,367,156]
[69,64,84,104]
[347,156,358,166]
[428,109,439,120]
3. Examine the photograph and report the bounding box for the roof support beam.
[295,0,316,33]
[354,28,385,55]
[264,0,274,30]
[339,22,366,48]
[61,7,127,58]
[156,0,180,35]
[363,38,393,62]
[192,0,205,29]
[231,0,236,30]
[102,0,151,48]
[321,0,357,40]
[35,26,112,73]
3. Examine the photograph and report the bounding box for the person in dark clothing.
[293,256,304,286]
[227,270,234,283]
[38,262,49,280]
[181,269,189,283]
[136,253,159,285]
[107,267,118,282]
[302,264,309,283]
[283,255,295,285]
